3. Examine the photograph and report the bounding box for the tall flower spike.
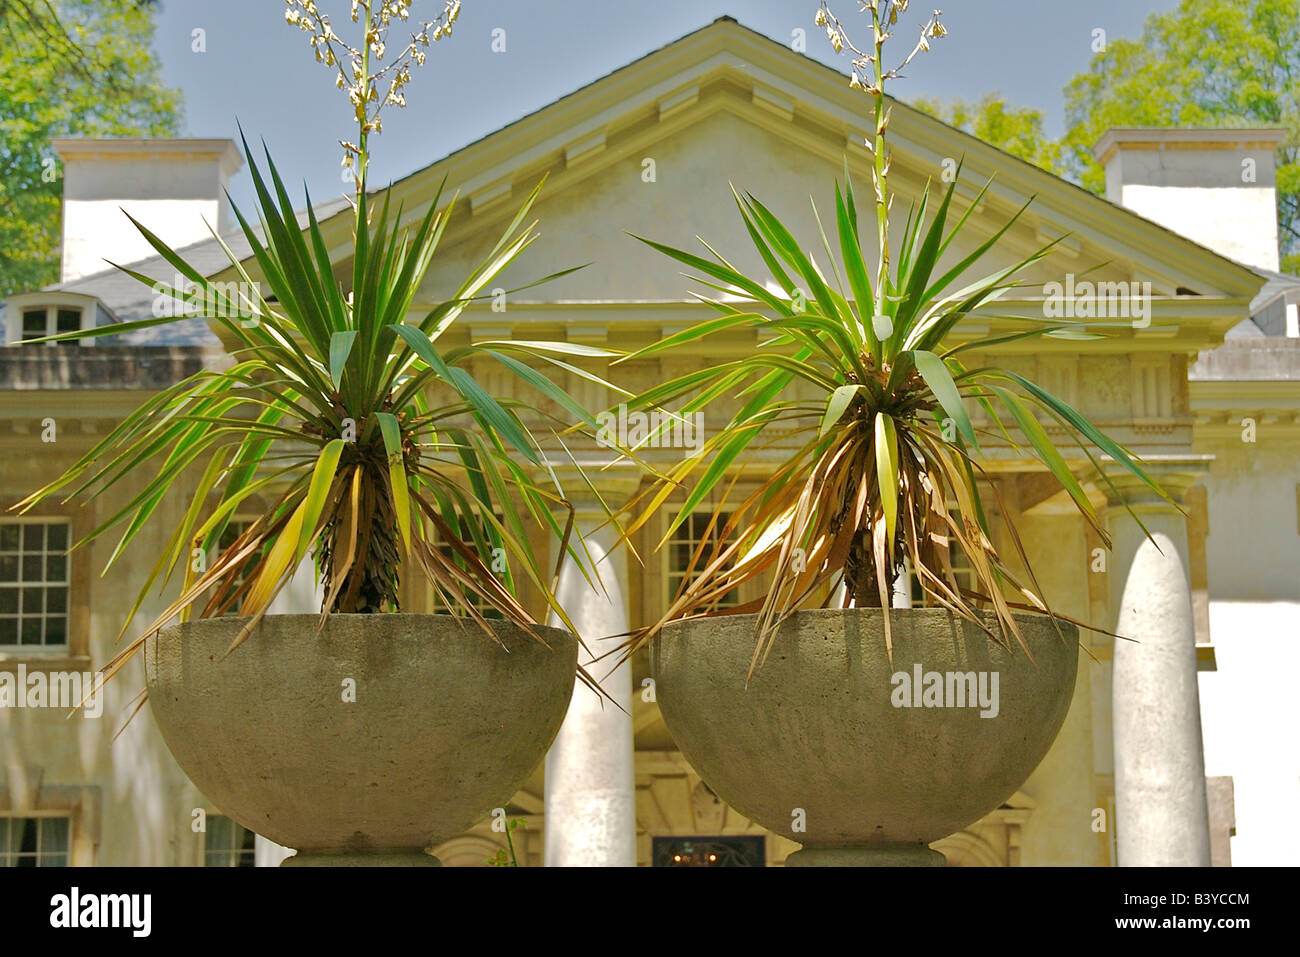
[283,0,463,175]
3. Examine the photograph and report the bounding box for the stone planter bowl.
[651,608,1078,865]
[145,614,577,865]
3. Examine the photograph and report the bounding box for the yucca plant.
[14,0,616,697]
[614,0,1170,672]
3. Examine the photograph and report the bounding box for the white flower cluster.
[817,1,945,96]
[283,0,461,168]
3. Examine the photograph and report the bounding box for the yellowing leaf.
[874,413,900,550]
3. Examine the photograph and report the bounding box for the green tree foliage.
[910,94,1061,173]
[912,1,1298,272]
[1061,0,1299,271]
[0,0,182,298]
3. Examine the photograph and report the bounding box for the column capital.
[1098,454,1214,510]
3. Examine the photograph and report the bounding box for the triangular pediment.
[222,17,1264,350]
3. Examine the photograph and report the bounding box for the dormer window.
[5,292,108,347]
[20,306,83,344]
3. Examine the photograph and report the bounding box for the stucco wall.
[1195,434,1300,866]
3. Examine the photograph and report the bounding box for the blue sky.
[153,0,1181,210]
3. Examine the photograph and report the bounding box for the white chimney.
[51,138,243,282]
[1092,128,1287,273]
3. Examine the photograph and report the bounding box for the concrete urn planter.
[145,614,577,865]
[651,608,1078,866]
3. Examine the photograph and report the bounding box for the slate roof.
[1,193,352,347]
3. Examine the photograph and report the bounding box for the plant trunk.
[319,463,402,614]
[843,528,900,608]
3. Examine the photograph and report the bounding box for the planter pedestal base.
[785,845,946,867]
[282,850,441,867]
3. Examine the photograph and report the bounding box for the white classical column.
[1104,463,1211,866]
[543,514,636,866]
[832,563,911,607]
[254,834,293,867]
[261,556,320,866]
[268,556,321,616]
[893,562,913,608]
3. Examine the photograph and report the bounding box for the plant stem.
[871,2,889,317]
[504,819,519,867]
[356,1,371,213]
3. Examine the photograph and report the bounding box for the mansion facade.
[2,18,1298,867]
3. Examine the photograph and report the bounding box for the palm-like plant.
[15,0,616,694]
[614,0,1169,672]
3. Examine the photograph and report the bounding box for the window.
[665,510,739,609]
[204,815,257,867]
[0,816,70,866]
[18,306,82,344]
[435,510,506,619]
[0,521,70,648]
